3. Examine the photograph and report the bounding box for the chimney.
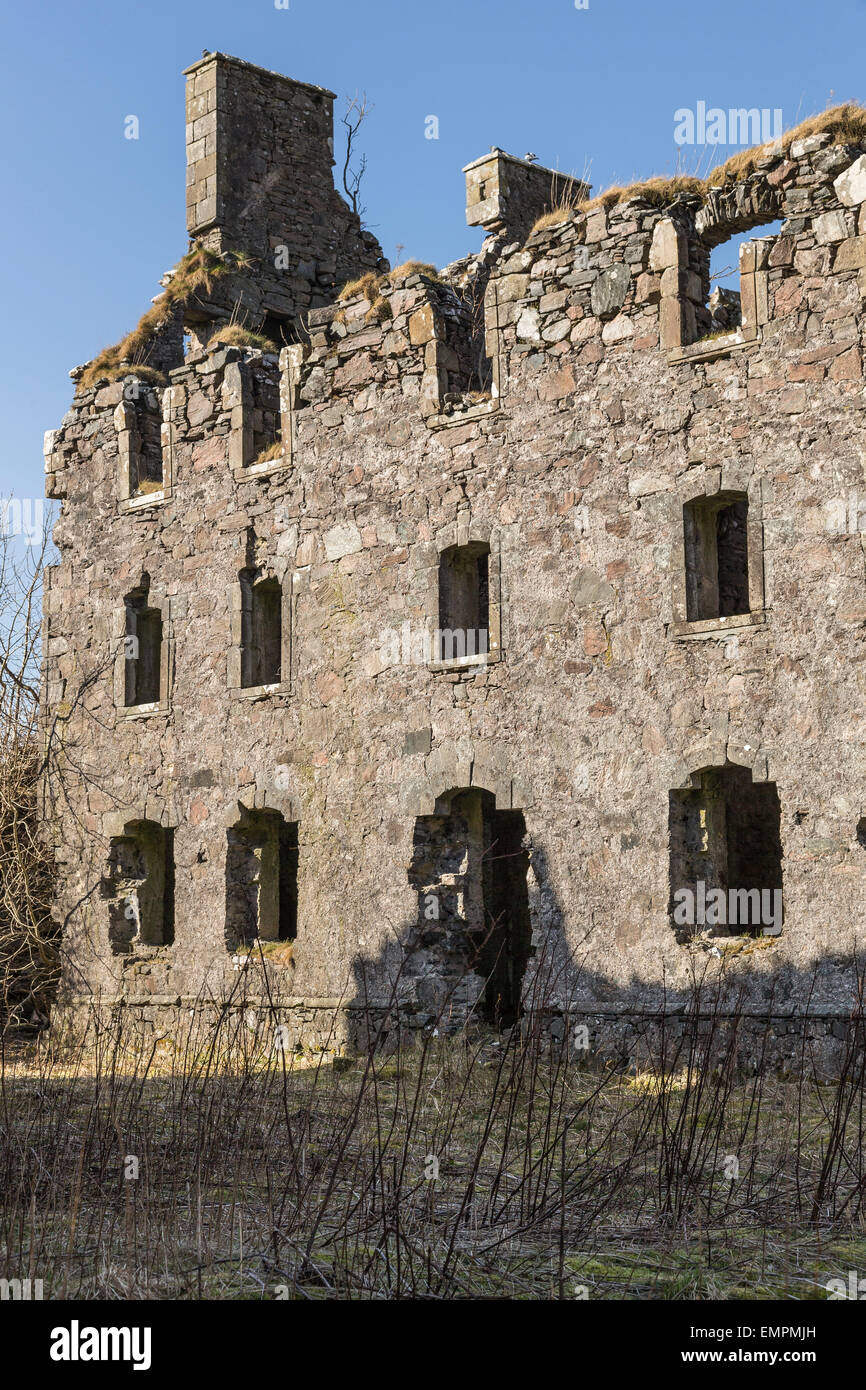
[464,150,590,242]
[183,53,385,324]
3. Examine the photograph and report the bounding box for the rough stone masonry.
[44,53,866,1070]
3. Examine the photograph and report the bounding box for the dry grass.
[335,262,443,322]
[337,270,385,303]
[364,295,392,324]
[388,259,442,285]
[526,165,592,237]
[707,101,866,186]
[208,324,278,353]
[249,440,283,467]
[579,175,707,216]
[528,103,866,238]
[132,477,165,496]
[529,207,573,234]
[77,246,236,391]
[90,363,168,388]
[2,986,865,1300]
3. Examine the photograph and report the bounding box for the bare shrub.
[2,943,865,1298]
[0,527,56,1029]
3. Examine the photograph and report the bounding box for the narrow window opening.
[249,361,282,467]
[225,809,298,950]
[128,391,163,495]
[241,574,282,688]
[104,820,174,953]
[683,492,749,622]
[437,542,490,661]
[668,765,783,942]
[124,590,163,706]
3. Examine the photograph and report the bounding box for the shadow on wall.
[344,783,865,1072]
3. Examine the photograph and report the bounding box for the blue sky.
[1,0,863,508]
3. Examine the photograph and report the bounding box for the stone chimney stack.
[183,53,385,326]
[464,149,590,243]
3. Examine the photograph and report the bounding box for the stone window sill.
[120,944,174,961]
[117,701,170,720]
[120,487,172,514]
[668,325,761,366]
[230,680,292,701]
[686,930,782,952]
[427,648,502,673]
[426,398,501,431]
[232,453,289,481]
[670,611,766,641]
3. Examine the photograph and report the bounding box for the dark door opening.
[409,790,531,1028]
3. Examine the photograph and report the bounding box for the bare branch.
[341,91,372,219]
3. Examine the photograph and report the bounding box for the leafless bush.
[2,947,865,1299]
[0,528,57,1030]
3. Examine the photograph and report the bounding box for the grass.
[89,363,169,388]
[337,270,385,303]
[530,208,573,233]
[334,261,444,324]
[527,102,866,238]
[388,259,442,285]
[208,324,278,352]
[581,175,707,214]
[707,101,866,186]
[249,440,283,467]
[77,246,238,391]
[2,971,865,1301]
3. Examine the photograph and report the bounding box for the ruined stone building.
[44,54,866,1065]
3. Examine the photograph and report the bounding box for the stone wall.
[44,62,866,1065]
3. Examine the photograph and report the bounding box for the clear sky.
[1,0,863,509]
